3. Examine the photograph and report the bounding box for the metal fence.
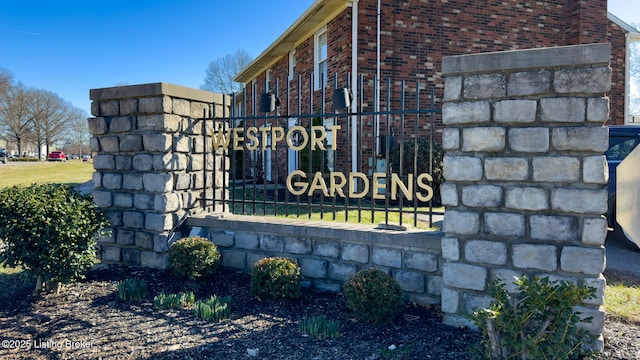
[204,74,442,228]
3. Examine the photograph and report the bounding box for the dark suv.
[0,151,6,164]
[606,125,640,250]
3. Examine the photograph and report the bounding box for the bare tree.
[629,24,640,115]
[30,89,74,157]
[0,68,12,97]
[201,49,253,94]
[630,24,640,73]
[65,108,90,156]
[0,82,41,156]
[0,68,14,150]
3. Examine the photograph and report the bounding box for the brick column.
[88,83,229,269]
[440,44,610,346]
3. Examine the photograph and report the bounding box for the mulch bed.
[0,265,638,359]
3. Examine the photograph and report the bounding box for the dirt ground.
[0,265,638,360]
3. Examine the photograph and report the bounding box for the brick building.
[236,0,637,123]
[231,0,639,185]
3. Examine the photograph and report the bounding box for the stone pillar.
[88,83,229,269]
[440,43,610,344]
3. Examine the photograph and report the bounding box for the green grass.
[0,264,34,305]
[230,187,444,230]
[604,282,640,323]
[234,202,441,229]
[0,160,94,188]
[0,263,24,276]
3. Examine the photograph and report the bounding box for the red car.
[47,151,67,162]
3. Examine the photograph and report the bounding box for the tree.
[30,89,75,156]
[0,68,14,150]
[630,24,640,115]
[201,49,253,94]
[0,71,88,158]
[0,68,12,97]
[0,82,40,156]
[65,108,91,156]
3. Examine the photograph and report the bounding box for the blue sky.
[0,0,315,115]
[0,0,637,117]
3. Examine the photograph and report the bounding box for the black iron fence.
[203,74,442,228]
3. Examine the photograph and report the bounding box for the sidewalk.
[605,230,640,277]
[75,180,93,195]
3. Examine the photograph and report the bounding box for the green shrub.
[153,291,195,309]
[343,268,403,324]
[298,315,341,339]
[250,257,302,300]
[471,276,598,360]
[116,278,148,301]
[0,183,109,293]
[194,295,232,322]
[168,236,221,280]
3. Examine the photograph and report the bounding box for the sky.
[0,0,315,115]
[0,0,637,117]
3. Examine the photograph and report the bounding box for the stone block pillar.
[88,83,229,269]
[440,43,610,344]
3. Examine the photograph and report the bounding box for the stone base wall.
[439,43,610,344]
[185,215,444,305]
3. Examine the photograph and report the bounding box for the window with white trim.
[314,27,328,90]
[251,79,257,112]
[288,50,296,82]
[323,118,335,171]
[266,68,272,91]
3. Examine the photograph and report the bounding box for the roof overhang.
[608,12,640,41]
[234,0,350,83]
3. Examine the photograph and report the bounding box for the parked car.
[47,151,67,162]
[0,151,6,164]
[606,125,640,251]
[82,155,91,162]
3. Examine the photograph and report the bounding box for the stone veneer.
[88,83,229,269]
[186,215,444,305]
[439,43,610,345]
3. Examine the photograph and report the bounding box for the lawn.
[230,187,444,230]
[604,280,640,323]
[0,160,94,188]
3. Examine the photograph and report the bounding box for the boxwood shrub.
[0,184,109,293]
[168,236,221,280]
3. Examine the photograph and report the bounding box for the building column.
[440,43,610,348]
[88,82,229,269]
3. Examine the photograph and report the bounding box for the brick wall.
[245,0,626,125]
[608,19,630,124]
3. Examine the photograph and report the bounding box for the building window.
[323,118,335,171]
[288,50,297,82]
[251,79,257,113]
[314,27,328,90]
[266,68,272,91]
